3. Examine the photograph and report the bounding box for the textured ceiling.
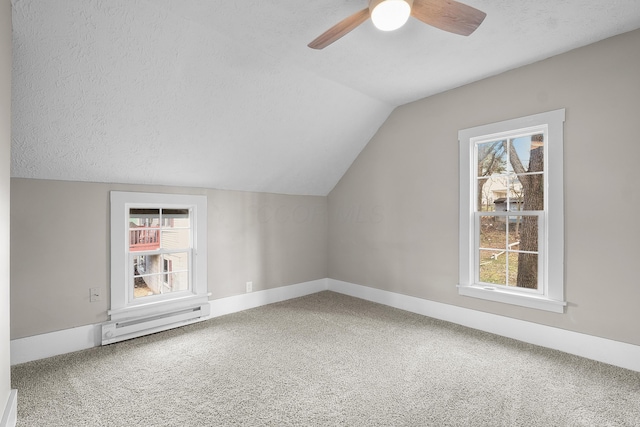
[10,0,640,195]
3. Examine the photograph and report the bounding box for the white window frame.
[109,191,208,322]
[458,109,566,313]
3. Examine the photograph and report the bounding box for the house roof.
[493,198,522,204]
[10,0,640,195]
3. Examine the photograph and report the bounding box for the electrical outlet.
[246,281,253,293]
[90,287,102,302]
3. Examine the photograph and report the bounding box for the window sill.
[457,284,566,313]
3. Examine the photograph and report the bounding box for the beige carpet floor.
[11,291,640,426]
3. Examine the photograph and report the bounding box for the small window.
[109,192,208,320]
[458,109,566,312]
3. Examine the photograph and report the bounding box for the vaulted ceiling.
[10,0,640,195]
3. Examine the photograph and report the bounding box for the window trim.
[109,191,208,322]
[458,109,566,313]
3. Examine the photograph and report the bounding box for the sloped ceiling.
[10,0,640,195]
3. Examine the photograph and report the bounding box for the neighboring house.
[480,175,524,212]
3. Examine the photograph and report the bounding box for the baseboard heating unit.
[101,303,210,345]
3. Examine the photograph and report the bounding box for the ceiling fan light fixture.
[308,0,485,50]
[370,0,413,32]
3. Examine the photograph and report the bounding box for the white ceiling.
[10,0,640,195]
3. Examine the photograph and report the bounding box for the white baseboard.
[11,324,101,365]
[11,278,640,373]
[208,278,328,318]
[328,279,640,373]
[11,279,329,365]
[0,390,17,427]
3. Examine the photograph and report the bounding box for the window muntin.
[458,109,565,313]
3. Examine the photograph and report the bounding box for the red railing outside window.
[129,227,160,251]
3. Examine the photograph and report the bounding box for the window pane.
[166,271,189,293]
[518,173,544,210]
[511,252,538,289]
[506,175,524,211]
[480,175,523,212]
[479,250,506,285]
[480,216,505,250]
[160,209,190,249]
[129,228,160,252]
[512,216,538,253]
[508,135,544,174]
[507,216,521,247]
[162,209,190,228]
[163,252,189,273]
[133,254,155,277]
[506,252,519,286]
[134,281,155,298]
[129,209,160,226]
[161,229,190,249]
[133,254,160,299]
[477,140,506,177]
[129,209,160,251]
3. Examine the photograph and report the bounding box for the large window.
[109,192,208,324]
[458,109,565,312]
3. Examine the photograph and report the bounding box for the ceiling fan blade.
[308,8,370,49]
[411,0,486,36]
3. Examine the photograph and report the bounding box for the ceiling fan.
[308,0,486,49]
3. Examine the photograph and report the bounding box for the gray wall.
[9,28,640,351]
[10,179,327,339]
[328,29,640,346]
[0,0,11,414]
